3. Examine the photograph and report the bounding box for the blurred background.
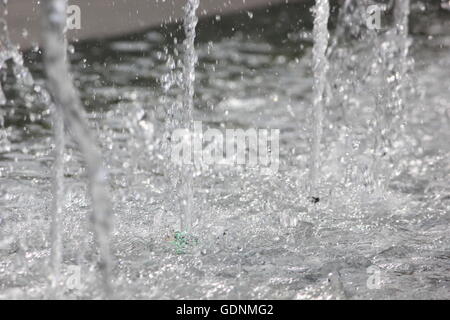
[5,0,302,48]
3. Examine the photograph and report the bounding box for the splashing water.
[0,0,51,275]
[163,0,200,234]
[179,0,199,233]
[310,0,330,199]
[395,0,411,75]
[1,1,67,290]
[391,0,412,123]
[41,0,113,296]
[371,0,413,191]
[0,0,33,94]
[182,0,199,127]
[33,0,67,291]
[50,102,65,290]
[326,0,413,194]
[0,15,34,103]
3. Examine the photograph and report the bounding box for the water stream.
[310,0,330,200]
[179,0,199,233]
[41,0,112,295]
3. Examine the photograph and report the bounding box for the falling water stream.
[161,0,199,234]
[41,0,112,295]
[49,100,64,290]
[395,0,411,79]
[371,0,413,191]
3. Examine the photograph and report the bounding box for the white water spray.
[179,0,199,232]
[41,0,113,295]
[394,0,411,110]
[50,103,64,289]
[310,0,330,200]
[372,0,412,188]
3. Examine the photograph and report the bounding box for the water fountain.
[0,0,449,300]
[49,98,64,291]
[161,0,200,236]
[178,0,199,233]
[326,0,414,194]
[41,0,112,295]
[309,0,330,202]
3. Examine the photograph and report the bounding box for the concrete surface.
[3,0,300,49]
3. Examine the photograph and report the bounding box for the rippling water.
[0,2,449,299]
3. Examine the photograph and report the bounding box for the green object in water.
[172,231,198,254]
